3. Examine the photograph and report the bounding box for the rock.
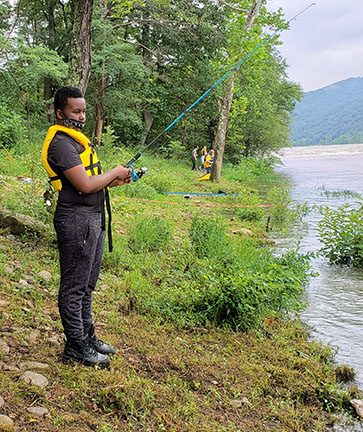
[20,361,49,370]
[351,399,363,418]
[48,335,61,347]
[26,406,49,417]
[0,209,47,237]
[20,371,49,387]
[0,414,13,427]
[241,228,253,236]
[3,363,20,372]
[0,339,10,354]
[229,397,250,408]
[16,279,29,288]
[100,284,111,291]
[0,300,8,307]
[0,396,4,407]
[4,265,14,275]
[37,270,52,281]
[27,330,41,342]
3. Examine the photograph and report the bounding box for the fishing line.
[124,2,316,172]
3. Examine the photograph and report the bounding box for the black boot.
[63,338,110,368]
[88,324,116,356]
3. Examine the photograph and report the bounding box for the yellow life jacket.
[41,125,114,252]
[41,125,101,191]
[204,153,214,168]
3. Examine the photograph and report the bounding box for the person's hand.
[109,166,132,187]
[115,165,132,180]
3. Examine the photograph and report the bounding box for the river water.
[273,143,363,392]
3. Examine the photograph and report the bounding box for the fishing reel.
[130,166,148,182]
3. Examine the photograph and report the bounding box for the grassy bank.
[0,146,360,431]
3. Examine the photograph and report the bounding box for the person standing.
[204,149,214,174]
[42,86,132,368]
[191,147,198,170]
[201,146,207,171]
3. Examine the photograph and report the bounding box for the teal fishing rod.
[126,2,316,180]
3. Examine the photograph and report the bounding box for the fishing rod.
[126,2,316,181]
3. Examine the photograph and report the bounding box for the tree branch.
[111,18,180,27]
[218,0,247,13]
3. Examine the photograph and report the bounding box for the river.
[273,144,363,428]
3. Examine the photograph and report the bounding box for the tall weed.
[189,216,232,260]
[236,188,264,222]
[187,248,310,330]
[128,216,173,253]
[318,198,363,266]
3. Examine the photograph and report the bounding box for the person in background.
[191,147,198,171]
[201,146,207,171]
[204,149,214,174]
[41,86,132,368]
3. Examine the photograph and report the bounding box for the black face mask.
[61,114,85,131]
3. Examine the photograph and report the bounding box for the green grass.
[0,144,360,431]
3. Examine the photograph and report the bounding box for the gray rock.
[38,270,52,281]
[27,330,41,342]
[351,399,363,418]
[20,371,49,387]
[16,279,29,288]
[3,363,20,372]
[0,414,13,426]
[229,397,250,408]
[20,361,49,370]
[48,335,61,347]
[26,406,49,417]
[0,339,10,354]
[0,209,47,236]
[4,265,14,275]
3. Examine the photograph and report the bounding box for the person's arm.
[64,164,132,194]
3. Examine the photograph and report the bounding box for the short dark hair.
[54,86,83,112]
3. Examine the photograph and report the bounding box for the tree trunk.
[44,0,57,122]
[210,0,262,183]
[95,74,105,145]
[139,11,153,147]
[68,0,94,94]
[140,106,153,147]
[94,0,108,146]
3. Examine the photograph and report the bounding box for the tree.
[211,0,263,183]
[68,0,94,93]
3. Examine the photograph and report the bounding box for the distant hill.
[290,77,363,146]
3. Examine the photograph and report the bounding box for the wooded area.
[0,0,302,180]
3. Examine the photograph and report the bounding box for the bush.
[318,199,363,266]
[224,157,276,183]
[188,248,310,330]
[236,188,264,221]
[0,104,27,148]
[189,216,232,260]
[122,182,158,199]
[128,216,173,253]
[143,172,173,193]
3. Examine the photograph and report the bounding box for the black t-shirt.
[48,132,103,212]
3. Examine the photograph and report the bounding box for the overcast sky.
[266,0,363,92]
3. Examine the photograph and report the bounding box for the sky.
[266,0,363,92]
